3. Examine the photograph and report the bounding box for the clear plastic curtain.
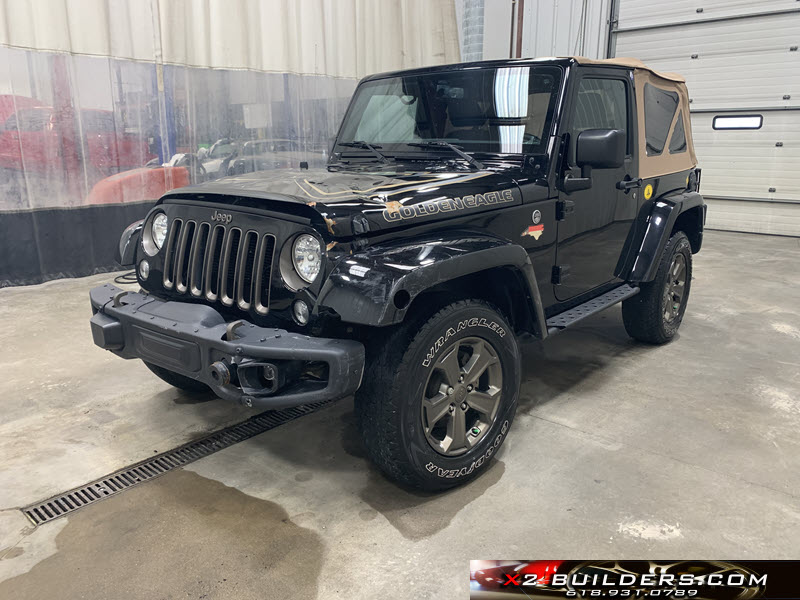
[0,0,460,285]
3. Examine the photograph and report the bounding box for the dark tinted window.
[571,78,628,155]
[644,83,679,156]
[337,66,562,154]
[668,110,687,154]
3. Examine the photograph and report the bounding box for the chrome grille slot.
[236,231,259,310]
[204,225,225,301]
[162,218,183,289]
[189,223,211,297]
[174,220,195,293]
[253,235,276,315]
[219,228,242,307]
[161,216,275,315]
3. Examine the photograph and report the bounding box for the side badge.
[523,224,544,239]
[522,209,544,239]
[644,184,654,200]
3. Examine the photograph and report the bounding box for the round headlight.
[143,212,168,256]
[292,234,322,283]
[151,213,168,250]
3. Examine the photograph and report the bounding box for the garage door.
[610,0,800,236]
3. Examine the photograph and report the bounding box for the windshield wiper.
[337,141,392,164]
[407,141,485,170]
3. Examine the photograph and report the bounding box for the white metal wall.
[612,0,800,236]
[480,0,611,62]
[520,0,611,60]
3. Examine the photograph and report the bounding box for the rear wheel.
[356,300,520,491]
[143,361,211,394]
[622,231,692,344]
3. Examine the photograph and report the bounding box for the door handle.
[616,177,642,192]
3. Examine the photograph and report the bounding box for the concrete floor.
[0,230,798,599]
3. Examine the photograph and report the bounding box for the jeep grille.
[162,219,276,315]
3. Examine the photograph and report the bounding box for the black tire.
[143,361,212,394]
[622,231,693,344]
[355,300,520,491]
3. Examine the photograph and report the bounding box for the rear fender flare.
[627,191,704,283]
[316,234,546,335]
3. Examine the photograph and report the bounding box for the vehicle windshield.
[335,65,562,158]
[209,141,236,158]
[243,142,270,156]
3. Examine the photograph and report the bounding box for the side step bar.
[546,284,640,335]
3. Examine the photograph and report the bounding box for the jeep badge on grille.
[211,210,232,224]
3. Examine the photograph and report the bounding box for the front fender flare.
[316,234,546,334]
[116,219,144,267]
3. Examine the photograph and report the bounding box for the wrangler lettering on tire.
[422,318,507,367]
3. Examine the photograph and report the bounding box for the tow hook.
[209,361,231,385]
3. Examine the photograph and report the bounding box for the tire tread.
[356,299,511,490]
[622,231,692,344]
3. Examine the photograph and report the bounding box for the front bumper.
[89,284,365,409]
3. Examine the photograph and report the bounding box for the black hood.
[161,167,522,237]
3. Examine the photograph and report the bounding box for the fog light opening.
[293,300,310,325]
[138,259,150,280]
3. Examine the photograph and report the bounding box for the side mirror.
[576,129,626,169]
[197,147,209,160]
[563,129,626,193]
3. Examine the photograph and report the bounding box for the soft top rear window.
[644,83,679,156]
[668,110,687,154]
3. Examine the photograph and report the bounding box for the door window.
[571,78,628,153]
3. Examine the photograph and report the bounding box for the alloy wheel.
[663,253,687,324]
[421,337,503,456]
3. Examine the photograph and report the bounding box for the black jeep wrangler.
[90,57,705,491]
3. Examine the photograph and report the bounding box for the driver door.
[554,70,636,301]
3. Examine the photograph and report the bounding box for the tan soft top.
[568,56,686,83]
[561,56,696,179]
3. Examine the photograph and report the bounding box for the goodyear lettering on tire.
[424,420,509,479]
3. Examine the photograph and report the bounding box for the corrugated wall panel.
[704,198,800,236]
[691,112,800,203]
[614,0,800,235]
[617,0,799,30]
[615,12,800,111]
[521,0,611,60]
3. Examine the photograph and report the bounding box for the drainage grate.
[21,400,332,526]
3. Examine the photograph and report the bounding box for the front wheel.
[356,300,521,491]
[622,231,693,344]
